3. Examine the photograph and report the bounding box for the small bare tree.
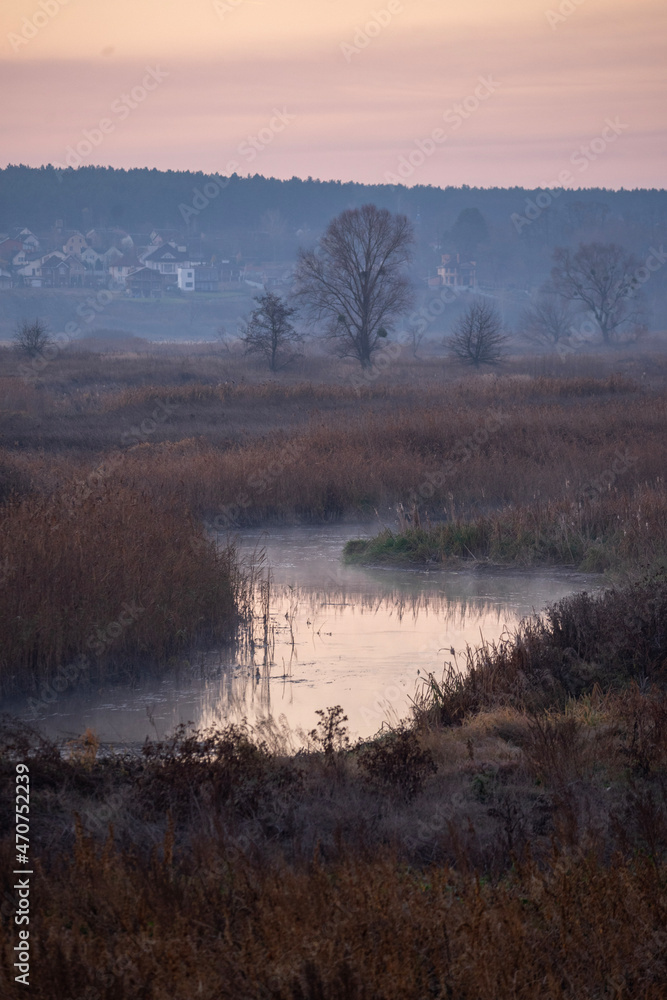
[240,292,301,372]
[13,319,52,358]
[448,300,507,367]
[293,204,414,368]
[550,242,641,344]
[404,319,425,359]
[519,294,573,347]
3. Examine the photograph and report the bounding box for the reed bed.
[4,389,659,522]
[345,482,667,571]
[0,482,250,695]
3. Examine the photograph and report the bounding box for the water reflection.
[7,524,600,744]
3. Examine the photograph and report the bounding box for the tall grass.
[345,482,667,571]
[1,369,664,526]
[411,571,667,725]
[1,838,664,999]
[0,482,250,694]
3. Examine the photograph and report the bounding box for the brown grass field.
[1,340,666,997]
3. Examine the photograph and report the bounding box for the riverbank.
[1,572,666,998]
[343,485,667,574]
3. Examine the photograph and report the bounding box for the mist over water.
[12,525,600,745]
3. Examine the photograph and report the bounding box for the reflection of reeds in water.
[198,547,302,727]
[266,580,509,627]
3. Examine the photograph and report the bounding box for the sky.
[1,0,665,189]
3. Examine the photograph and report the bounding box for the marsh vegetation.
[1,338,666,997]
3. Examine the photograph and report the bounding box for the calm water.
[7,525,600,745]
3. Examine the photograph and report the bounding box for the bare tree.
[550,242,641,344]
[448,300,507,367]
[240,292,301,372]
[13,318,52,358]
[519,293,573,347]
[293,204,414,368]
[404,319,425,359]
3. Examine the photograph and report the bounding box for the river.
[8,524,601,746]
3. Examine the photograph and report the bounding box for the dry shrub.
[0,482,247,693]
[521,714,591,788]
[356,727,437,799]
[608,683,667,777]
[2,836,665,1000]
[138,722,288,819]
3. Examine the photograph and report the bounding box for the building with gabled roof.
[437,253,477,288]
[126,266,164,297]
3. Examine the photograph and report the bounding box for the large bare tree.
[448,299,507,367]
[293,204,414,368]
[550,242,641,344]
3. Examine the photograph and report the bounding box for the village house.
[62,231,89,256]
[0,237,25,262]
[436,253,477,288]
[40,253,87,288]
[126,266,164,297]
[11,227,40,251]
[177,265,220,292]
[110,254,143,287]
[141,243,191,286]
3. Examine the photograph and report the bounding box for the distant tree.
[293,204,414,368]
[240,292,301,371]
[448,300,507,367]
[550,242,641,344]
[519,293,573,347]
[12,318,52,358]
[404,318,425,359]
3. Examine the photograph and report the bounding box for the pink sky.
[1,0,665,188]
